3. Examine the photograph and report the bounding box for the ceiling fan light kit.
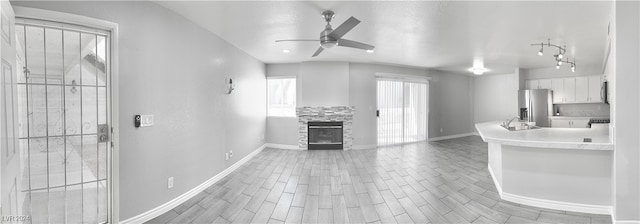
[275,10,375,57]
[531,38,576,72]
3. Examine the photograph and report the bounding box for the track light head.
[538,48,544,56]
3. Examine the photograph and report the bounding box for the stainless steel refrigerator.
[518,89,553,127]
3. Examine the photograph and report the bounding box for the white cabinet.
[564,78,576,103]
[539,79,552,89]
[551,119,590,128]
[529,75,602,104]
[572,119,590,128]
[588,75,602,102]
[526,80,536,89]
[551,120,571,128]
[526,79,552,89]
[575,75,603,103]
[552,79,565,103]
[575,76,589,102]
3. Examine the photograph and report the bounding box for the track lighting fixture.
[531,38,576,72]
[538,47,544,56]
[556,57,577,72]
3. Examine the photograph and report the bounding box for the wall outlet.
[229,150,233,158]
[440,128,443,133]
[225,152,229,161]
[167,177,174,189]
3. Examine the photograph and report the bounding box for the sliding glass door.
[377,78,428,146]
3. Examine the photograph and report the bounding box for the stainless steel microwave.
[601,81,609,104]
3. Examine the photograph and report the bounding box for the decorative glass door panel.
[15,19,111,224]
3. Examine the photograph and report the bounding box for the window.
[267,77,296,117]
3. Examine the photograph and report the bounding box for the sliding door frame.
[13,6,120,223]
[375,73,430,146]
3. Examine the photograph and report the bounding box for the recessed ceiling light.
[366,49,374,53]
[282,49,290,53]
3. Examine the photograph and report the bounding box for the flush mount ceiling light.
[469,67,488,75]
[531,38,576,72]
[282,49,290,53]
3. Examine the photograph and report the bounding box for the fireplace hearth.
[308,121,343,150]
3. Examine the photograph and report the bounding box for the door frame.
[13,6,120,223]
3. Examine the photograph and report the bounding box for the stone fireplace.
[296,106,355,150]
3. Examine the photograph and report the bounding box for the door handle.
[376,110,380,117]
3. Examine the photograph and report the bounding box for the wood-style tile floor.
[148,136,612,224]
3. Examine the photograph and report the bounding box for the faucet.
[503,117,520,127]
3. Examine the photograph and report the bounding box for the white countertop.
[475,121,613,150]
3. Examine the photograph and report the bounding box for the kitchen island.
[475,121,613,215]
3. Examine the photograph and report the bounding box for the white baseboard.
[352,144,377,150]
[428,132,476,141]
[501,192,612,215]
[265,143,301,150]
[265,143,378,151]
[614,220,640,224]
[119,144,267,224]
[612,212,640,224]
[487,165,503,198]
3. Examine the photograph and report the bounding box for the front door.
[12,17,112,223]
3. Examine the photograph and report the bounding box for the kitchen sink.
[500,124,540,131]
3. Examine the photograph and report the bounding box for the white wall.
[612,1,640,221]
[299,62,349,107]
[473,73,518,123]
[428,70,475,137]
[266,62,475,146]
[11,1,267,221]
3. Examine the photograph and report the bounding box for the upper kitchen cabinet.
[532,75,603,104]
[526,79,552,89]
[588,75,602,103]
[551,78,576,103]
[552,78,565,103]
[563,77,576,103]
[575,75,603,103]
[576,76,589,102]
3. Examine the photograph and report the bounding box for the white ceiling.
[155,1,611,75]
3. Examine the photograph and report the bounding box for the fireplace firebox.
[308,121,343,150]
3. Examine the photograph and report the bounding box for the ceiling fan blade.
[337,39,374,50]
[328,16,360,40]
[275,39,318,43]
[312,47,324,57]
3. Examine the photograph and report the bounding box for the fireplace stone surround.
[296,106,355,150]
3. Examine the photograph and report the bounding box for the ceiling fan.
[275,10,375,57]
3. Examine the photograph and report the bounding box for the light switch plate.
[140,115,154,127]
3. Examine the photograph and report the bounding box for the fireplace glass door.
[308,121,343,149]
